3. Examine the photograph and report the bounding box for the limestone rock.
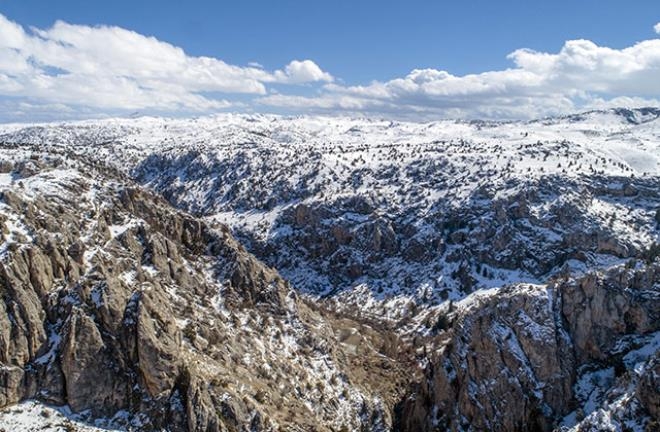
[134,288,182,397]
[60,307,127,414]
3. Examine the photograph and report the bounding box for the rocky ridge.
[1,109,658,318]
[399,264,659,431]
[0,151,412,431]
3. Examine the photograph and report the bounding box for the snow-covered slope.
[0,400,125,432]
[0,109,658,431]
[0,149,410,431]
[1,109,659,319]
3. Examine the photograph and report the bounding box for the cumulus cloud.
[655,22,660,34]
[273,60,334,84]
[1,13,660,121]
[0,14,331,116]
[260,27,660,120]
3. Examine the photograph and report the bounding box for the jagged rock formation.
[0,152,411,431]
[265,174,658,306]
[398,264,660,431]
[1,109,658,317]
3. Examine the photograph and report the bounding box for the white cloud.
[655,22,660,34]
[1,13,660,121]
[260,33,660,120]
[273,60,334,84]
[0,14,331,114]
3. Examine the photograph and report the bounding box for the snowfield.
[0,400,126,431]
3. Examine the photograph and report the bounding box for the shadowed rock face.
[637,355,660,420]
[250,176,660,304]
[397,264,660,432]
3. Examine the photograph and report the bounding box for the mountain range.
[0,108,658,431]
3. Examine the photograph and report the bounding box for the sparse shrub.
[432,314,450,333]
[183,321,196,342]
[254,389,267,403]
[644,242,660,263]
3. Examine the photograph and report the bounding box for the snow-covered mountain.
[0,108,658,431]
[1,108,658,315]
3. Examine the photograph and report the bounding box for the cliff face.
[0,152,411,431]
[398,265,660,431]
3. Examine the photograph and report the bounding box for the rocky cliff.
[398,264,659,431]
[3,110,658,318]
[0,151,411,431]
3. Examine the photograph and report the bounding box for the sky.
[0,0,660,122]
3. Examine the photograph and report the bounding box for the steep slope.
[0,150,412,431]
[399,263,659,431]
[0,109,658,431]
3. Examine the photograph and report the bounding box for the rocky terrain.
[0,108,658,431]
[0,152,412,431]
[401,265,659,431]
[1,108,659,314]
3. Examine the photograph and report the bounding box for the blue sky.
[0,0,660,121]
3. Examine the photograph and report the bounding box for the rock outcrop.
[5,112,659,316]
[398,263,660,431]
[0,111,659,431]
[0,153,411,431]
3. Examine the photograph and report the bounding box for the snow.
[454,287,501,313]
[119,270,138,286]
[0,108,658,317]
[0,208,34,259]
[574,367,616,414]
[34,326,62,366]
[16,169,82,201]
[0,400,125,432]
[0,173,13,186]
[623,330,660,374]
[108,219,142,238]
[141,265,159,277]
[561,331,660,431]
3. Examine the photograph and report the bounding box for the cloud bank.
[1,13,660,121]
[0,14,332,117]
[260,36,660,119]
